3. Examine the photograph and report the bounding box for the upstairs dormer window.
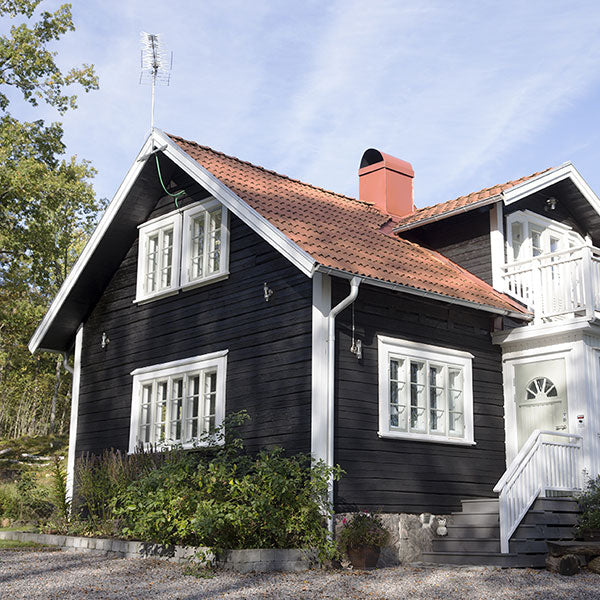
[506,210,583,263]
[135,199,229,303]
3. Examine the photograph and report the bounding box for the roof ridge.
[167,133,377,209]
[397,166,555,222]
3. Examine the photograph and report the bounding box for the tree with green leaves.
[0,1,104,439]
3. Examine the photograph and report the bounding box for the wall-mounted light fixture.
[545,196,557,211]
[101,332,110,350]
[263,282,274,302]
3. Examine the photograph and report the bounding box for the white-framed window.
[506,210,583,263]
[135,200,229,303]
[129,350,227,452]
[181,200,228,287]
[378,336,475,445]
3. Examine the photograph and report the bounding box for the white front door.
[514,358,569,450]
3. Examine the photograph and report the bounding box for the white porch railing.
[501,245,600,322]
[493,430,583,554]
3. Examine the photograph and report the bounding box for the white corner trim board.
[310,273,331,465]
[66,325,83,503]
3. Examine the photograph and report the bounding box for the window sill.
[129,437,224,454]
[377,430,476,446]
[133,288,179,305]
[181,271,229,292]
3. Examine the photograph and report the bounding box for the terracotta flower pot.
[347,545,380,569]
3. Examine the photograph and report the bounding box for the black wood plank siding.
[402,208,493,285]
[76,185,313,458]
[333,279,506,514]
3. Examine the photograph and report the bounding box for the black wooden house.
[31,130,600,565]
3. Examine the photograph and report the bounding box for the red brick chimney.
[359,148,415,218]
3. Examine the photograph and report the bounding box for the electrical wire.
[155,154,185,208]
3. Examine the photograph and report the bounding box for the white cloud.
[6,0,600,206]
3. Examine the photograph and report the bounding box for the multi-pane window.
[506,211,584,264]
[136,200,229,303]
[129,352,227,451]
[379,336,473,444]
[183,202,226,285]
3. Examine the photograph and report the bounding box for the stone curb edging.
[0,531,316,572]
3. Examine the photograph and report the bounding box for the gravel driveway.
[1,549,599,599]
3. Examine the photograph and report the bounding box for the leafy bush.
[338,512,390,552]
[577,475,600,535]
[49,457,70,524]
[107,412,341,558]
[0,471,53,522]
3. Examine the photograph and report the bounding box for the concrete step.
[450,512,500,527]
[531,498,579,512]
[445,525,500,539]
[513,523,576,541]
[460,498,499,514]
[521,510,578,526]
[421,551,547,568]
[432,537,500,553]
[509,539,550,554]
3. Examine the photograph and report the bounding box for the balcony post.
[582,245,595,320]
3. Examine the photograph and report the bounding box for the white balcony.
[501,245,600,322]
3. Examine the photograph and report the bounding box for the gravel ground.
[1,549,599,600]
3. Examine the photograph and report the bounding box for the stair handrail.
[494,429,583,554]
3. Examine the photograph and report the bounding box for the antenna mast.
[140,32,172,130]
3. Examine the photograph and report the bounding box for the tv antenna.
[139,32,172,130]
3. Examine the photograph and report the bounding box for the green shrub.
[0,472,53,522]
[49,457,70,523]
[108,412,341,558]
[577,475,600,535]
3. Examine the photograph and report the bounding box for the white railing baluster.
[501,245,600,321]
[494,430,583,554]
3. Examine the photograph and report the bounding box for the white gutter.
[315,265,531,321]
[327,276,361,530]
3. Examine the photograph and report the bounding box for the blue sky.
[7,0,600,209]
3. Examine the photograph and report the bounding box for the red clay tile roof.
[169,134,529,317]
[393,168,554,231]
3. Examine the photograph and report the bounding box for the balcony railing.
[501,245,600,322]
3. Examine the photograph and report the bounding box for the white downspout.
[327,276,361,531]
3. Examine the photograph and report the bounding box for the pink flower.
[342,518,347,525]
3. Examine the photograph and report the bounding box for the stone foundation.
[335,512,450,566]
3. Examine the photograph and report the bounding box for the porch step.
[460,498,499,513]
[421,496,579,567]
[421,551,546,568]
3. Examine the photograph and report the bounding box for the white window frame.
[135,212,182,302]
[506,210,583,264]
[134,199,230,303]
[181,200,230,290]
[128,350,227,452]
[378,336,475,445]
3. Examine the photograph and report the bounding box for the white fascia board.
[153,130,317,278]
[28,134,157,354]
[503,163,600,219]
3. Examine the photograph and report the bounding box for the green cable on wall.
[155,154,186,208]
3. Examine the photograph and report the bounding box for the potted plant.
[338,512,390,569]
[577,475,600,541]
